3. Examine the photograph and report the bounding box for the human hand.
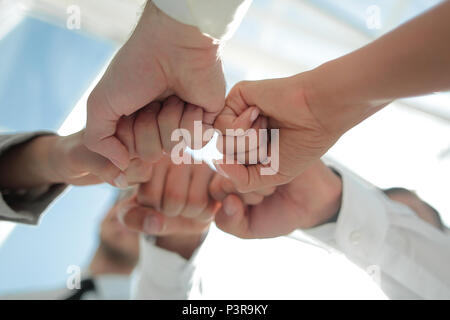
[116,153,219,258]
[48,130,152,187]
[213,74,343,192]
[209,160,342,238]
[85,1,226,172]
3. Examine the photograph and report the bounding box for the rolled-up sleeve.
[153,0,252,40]
[304,164,450,299]
[0,132,67,225]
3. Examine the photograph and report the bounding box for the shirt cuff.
[304,165,390,264]
[153,0,252,40]
[132,233,206,299]
[0,132,68,225]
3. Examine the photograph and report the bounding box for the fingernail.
[111,158,127,172]
[250,108,259,122]
[143,215,161,234]
[224,202,236,216]
[117,205,131,225]
[114,173,128,189]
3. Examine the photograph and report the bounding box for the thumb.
[214,105,260,134]
[215,194,251,239]
[213,160,289,193]
[85,93,130,171]
[214,80,263,134]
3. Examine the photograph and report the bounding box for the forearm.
[306,0,450,134]
[0,135,61,189]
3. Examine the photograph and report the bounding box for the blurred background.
[0,0,448,298]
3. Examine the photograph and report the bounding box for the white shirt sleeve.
[153,0,252,40]
[131,234,204,299]
[304,164,450,299]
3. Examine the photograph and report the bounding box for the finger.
[69,174,102,186]
[71,144,125,187]
[115,115,137,158]
[180,104,212,150]
[118,197,211,235]
[180,163,214,218]
[214,105,260,135]
[255,186,277,197]
[216,116,268,159]
[134,102,164,163]
[245,200,299,238]
[213,160,289,193]
[239,192,264,206]
[218,117,269,167]
[123,208,211,235]
[161,162,192,217]
[225,80,262,116]
[123,158,153,185]
[208,174,263,205]
[120,205,165,234]
[214,194,252,239]
[136,156,170,210]
[157,96,185,153]
[196,200,221,222]
[85,94,129,171]
[208,174,229,202]
[213,80,263,136]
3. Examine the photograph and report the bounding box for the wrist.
[156,231,206,260]
[20,135,63,185]
[140,1,219,50]
[302,61,389,136]
[38,135,66,184]
[301,162,343,228]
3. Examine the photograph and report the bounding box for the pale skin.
[84,1,226,175]
[214,0,450,192]
[0,132,218,260]
[117,153,274,259]
[0,130,151,189]
[209,160,343,239]
[0,95,218,190]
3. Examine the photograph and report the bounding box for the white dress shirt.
[304,162,450,299]
[153,0,252,40]
[133,163,450,300]
[131,235,203,299]
[1,133,448,299]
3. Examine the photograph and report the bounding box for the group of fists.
[59,2,347,239]
[54,87,342,240]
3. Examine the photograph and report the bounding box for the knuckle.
[236,184,251,194]
[101,163,121,182]
[137,185,159,208]
[187,195,208,213]
[165,191,186,207]
[156,107,171,123]
[135,110,154,128]
[164,95,183,107]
